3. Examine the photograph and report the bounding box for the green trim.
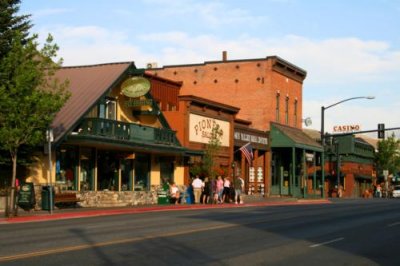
[55,63,137,147]
[270,124,323,152]
[66,135,186,155]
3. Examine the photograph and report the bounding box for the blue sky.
[20,0,400,136]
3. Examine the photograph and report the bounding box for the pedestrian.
[234,176,245,204]
[201,177,211,204]
[192,175,203,204]
[216,175,224,203]
[222,177,231,203]
[376,184,382,198]
[211,177,219,204]
[169,182,180,204]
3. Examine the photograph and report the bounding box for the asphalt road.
[0,199,399,265]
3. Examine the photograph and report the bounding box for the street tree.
[0,31,70,215]
[0,0,32,62]
[375,133,400,176]
[202,125,223,178]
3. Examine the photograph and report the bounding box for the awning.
[270,123,323,152]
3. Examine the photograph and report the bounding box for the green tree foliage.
[375,134,400,176]
[0,0,32,62]
[0,31,70,214]
[189,125,223,178]
[202,125,223,178]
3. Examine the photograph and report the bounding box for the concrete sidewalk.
[0,198,330,224]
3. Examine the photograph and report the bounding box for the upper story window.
[275,92,280,122]
[285,96,289,125]
[294,99,298,127]
[99,98,117,120]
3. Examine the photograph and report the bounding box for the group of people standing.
[191,175,245,204]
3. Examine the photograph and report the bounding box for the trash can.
[41,186,55,211]
[185,186,193,204]
[157,190,169,204]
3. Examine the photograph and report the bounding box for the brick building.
[148,52,322,198]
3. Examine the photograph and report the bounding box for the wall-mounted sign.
[189,113,230,146]
[234,131,268,145]
[125,99,153,107]
[121,77,151,98]
[333,125,360,133]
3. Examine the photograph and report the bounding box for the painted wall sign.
[234,131,268,145]
[333,124,361,133]
[121,77,151,98]
[189,113,230,146]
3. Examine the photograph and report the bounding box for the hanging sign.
[121,77,151,98]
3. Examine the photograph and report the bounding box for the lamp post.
[320,96,375,198]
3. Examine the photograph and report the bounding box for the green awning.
[270,123,323,152]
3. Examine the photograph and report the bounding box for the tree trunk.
[9,151,17,217]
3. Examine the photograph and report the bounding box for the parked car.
[392,185,400,198]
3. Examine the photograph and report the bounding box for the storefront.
[233,120,269,195]
[26,62,187,207]
[163,95,239,184]
[269,123,323,198]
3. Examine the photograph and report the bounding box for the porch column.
[254,149,259,193]
[313,151,316,195]
[303,149,307,198]
[291,147,296,196]
[265,150,270,197]
[241,152,246,193]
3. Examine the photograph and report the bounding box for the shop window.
[160,157,175,185]
[56,146,78,191]
[80,147,95,191]
[121,158,134,191]
[97,151,119,191]
[134,154,150,191]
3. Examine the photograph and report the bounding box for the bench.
[54,193,81,208]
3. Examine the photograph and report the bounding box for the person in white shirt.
[169,182,180,204]
[192,175,203,204]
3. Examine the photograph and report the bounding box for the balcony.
[73,118,179,146]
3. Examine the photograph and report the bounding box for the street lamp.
[320,96,375,197]
[320,96,375,143]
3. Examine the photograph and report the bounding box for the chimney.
[222,51,227,61]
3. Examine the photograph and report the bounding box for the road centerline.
[309,237,344,248]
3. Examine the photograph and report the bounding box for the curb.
[0,199,331,224]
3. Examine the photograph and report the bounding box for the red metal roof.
[51,62,134,142]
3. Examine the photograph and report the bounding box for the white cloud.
[33,25,400,135]
[141,0,267,28]
[33,8,72,18]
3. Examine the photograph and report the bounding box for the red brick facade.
[148,53,306,132]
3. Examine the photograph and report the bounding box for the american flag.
[239,143,253,165]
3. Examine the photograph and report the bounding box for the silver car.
[392,185,400,198]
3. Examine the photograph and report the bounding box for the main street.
[0,199,399,265]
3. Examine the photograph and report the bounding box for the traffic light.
[378,123,385,139]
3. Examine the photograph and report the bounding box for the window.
[294,100,298,127]
[99,98,116,120]
[105,99,116,120]
[285,96,289,125]
[275,93,280,122]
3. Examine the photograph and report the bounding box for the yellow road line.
[0,223,238,262]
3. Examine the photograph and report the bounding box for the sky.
[19,0,400,137]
